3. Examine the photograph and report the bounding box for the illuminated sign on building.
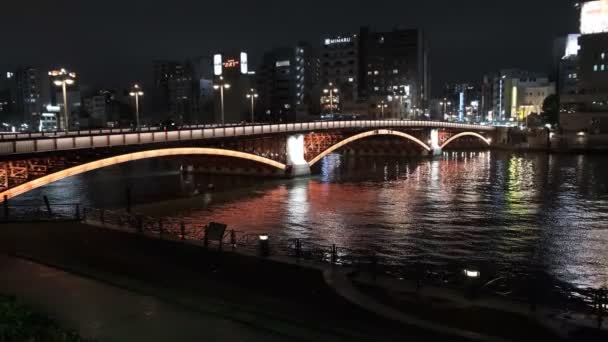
[223,59,240,68]
[214,54,222,76]
[581,0,608,35]
[275,60,291,67]
[240,52,248,74]
[324,37,352,45]
[563,34,581,58]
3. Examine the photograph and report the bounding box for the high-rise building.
[360,27,430,119]
[558,1,608,132]
[153,60,202,124]
[212,51,254,124]
[14,67,46,127]
[553,34,581,97]
[320,33,360,114]
[257,43,319,121]
[319,26,430,118]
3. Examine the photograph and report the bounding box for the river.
[12,151,608,297]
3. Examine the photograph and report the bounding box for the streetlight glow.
[246,88,259,123]
[129,84,144,130]
[50,68,77,131]
[214,77,231,125]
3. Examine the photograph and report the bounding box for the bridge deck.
[0,120,495,156]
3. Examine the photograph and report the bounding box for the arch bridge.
[0,120,495,201]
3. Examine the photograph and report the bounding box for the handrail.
[0,120,496,156]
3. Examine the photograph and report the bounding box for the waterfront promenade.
[0,221,606,341]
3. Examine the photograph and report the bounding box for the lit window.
[602,65,605,71]
[603,53,606,60]
[594,65,599,71]
[374,86,379,91]
[393,69,399,74]
[573,73,577,78]
[367,71,372,75]
[348,77,354,82]
[374,70,379,75]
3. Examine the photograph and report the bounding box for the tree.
[542,94,559,126]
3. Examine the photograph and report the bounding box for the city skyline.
[1,0,578,93]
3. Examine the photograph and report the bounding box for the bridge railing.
[0,120,495,156]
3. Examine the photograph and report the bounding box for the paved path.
[0,254,289,342]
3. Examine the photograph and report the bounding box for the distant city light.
[581,0,608,35]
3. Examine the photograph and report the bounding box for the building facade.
[319,27,429,118]
[257,43,319,122]
[484,70,555,123]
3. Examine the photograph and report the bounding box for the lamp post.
[440,99,452,121]
[377,101,388,119]
[213,76,231,125]
[129,84,144,130]
[246,88,259,123]
[323,82,339,114]
[49,69,76,131]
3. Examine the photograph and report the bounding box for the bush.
[0,295,87,342]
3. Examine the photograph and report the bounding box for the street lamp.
[49,68,76,131]
[377,100,389,119]
[323,82,339,114]
[439,99,452,121]
[129,84,144,130]
[213,76,231,125]
[246,88,259,124]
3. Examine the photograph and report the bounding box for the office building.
[360,27,430,118]
[320,33,360,114]
[153,60,202,124]
[483,70,555,123]
[257,43,319,121]
[319,26,430,118]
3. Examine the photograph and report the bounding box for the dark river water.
[13,151,608,296]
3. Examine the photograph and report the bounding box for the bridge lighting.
[464,269,480,278]
[259,235,269,241]
[49,68,77,131]
[129,84,144,131]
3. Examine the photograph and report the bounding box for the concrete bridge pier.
[286,134,311,177]
[430,129,443,156]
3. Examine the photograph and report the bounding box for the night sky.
[1,0,578,95]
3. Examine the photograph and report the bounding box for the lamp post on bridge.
[49,69,76,131]
[213,76,231,125]
[440,98,452,121]
[246,88,259,124]
[323,82,339,114]
[129,84,144,131]
[377,100,388,119]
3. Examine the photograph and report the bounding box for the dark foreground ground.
[0,222,466,342]
[0,221,605,341]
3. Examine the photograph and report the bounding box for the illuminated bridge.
[0,120,496,201]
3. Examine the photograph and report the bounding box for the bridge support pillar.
[286,134,311,177]
[430,129,442,156]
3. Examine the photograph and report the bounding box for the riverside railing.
[0,120,496,155]
[81,207,608,318]
[0,203,81,222]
